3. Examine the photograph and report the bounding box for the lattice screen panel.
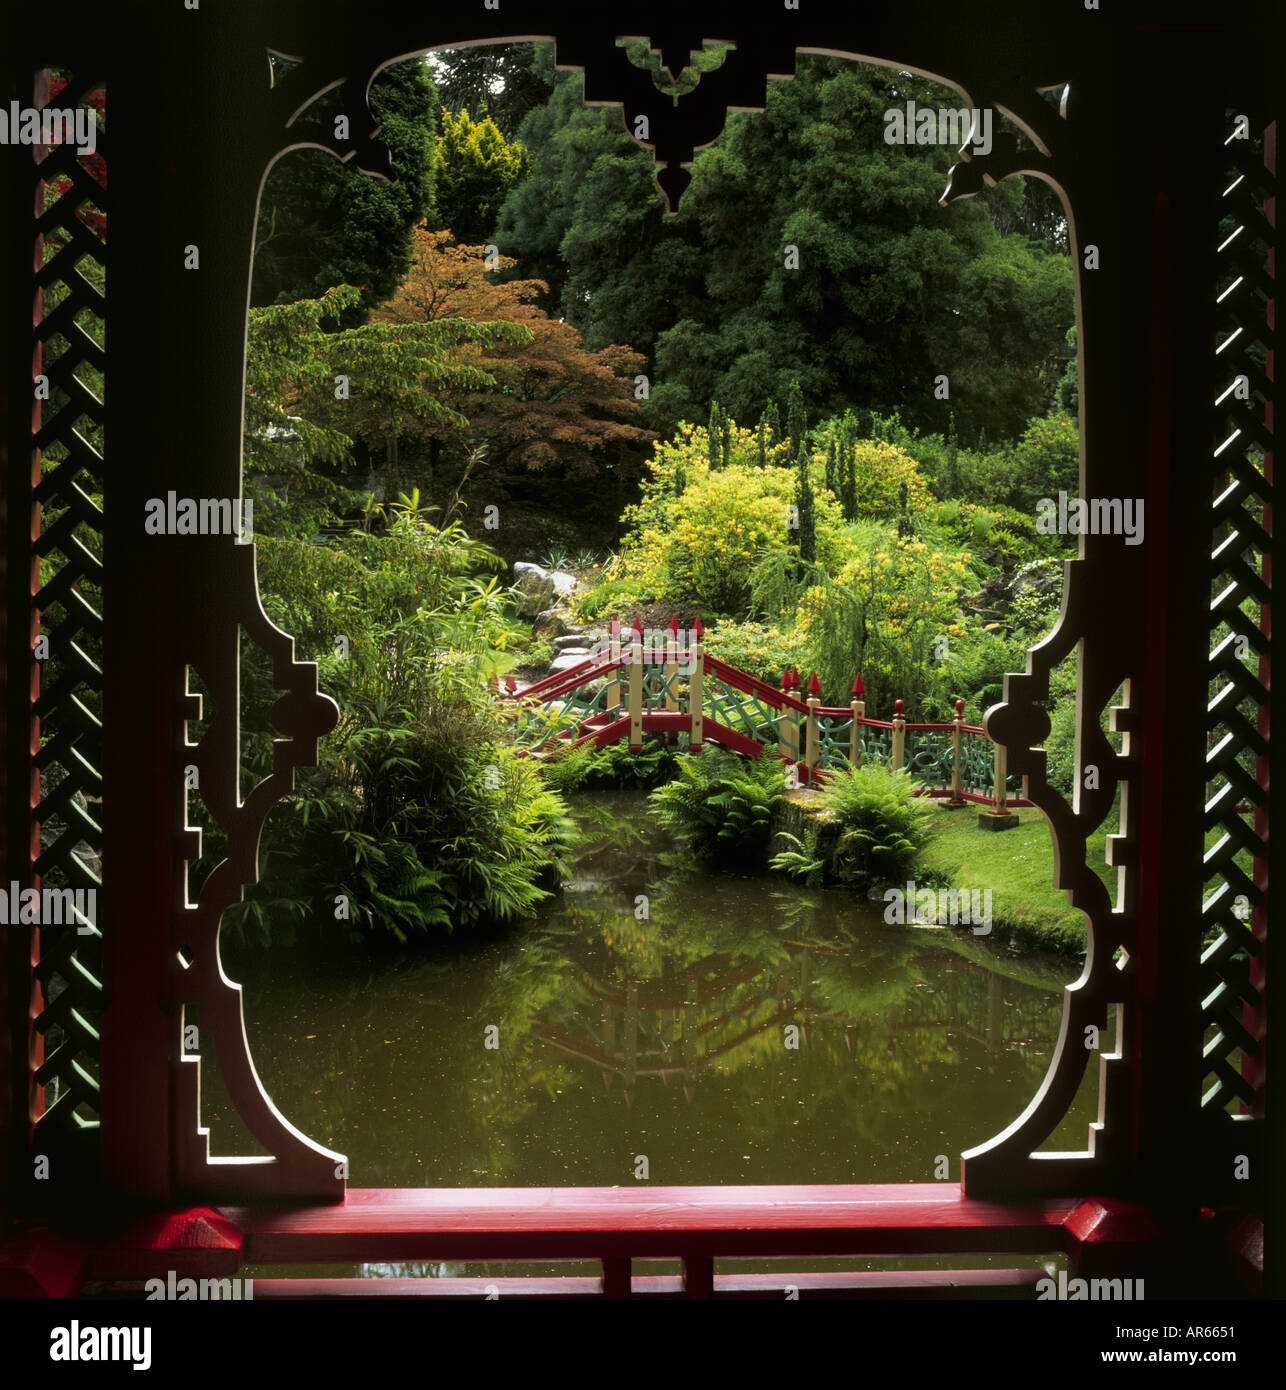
[30,71,107,1139]
[1201,119,1273,1117]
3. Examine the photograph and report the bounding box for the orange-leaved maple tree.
[372,227,656,479]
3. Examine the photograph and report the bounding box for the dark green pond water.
[211,791,1094,1192]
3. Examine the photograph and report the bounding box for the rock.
[548,651,595,675]
[1012,563,1060,598]
[514,561,548,582]
[514,569,555,619]
[536,612,571,639]
[552,633,591,653]
[548,570,577,598]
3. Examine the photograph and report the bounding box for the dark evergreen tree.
[252,58,438,313]
[494,52,1075,443]
[785,379,806,461]
[429,43,556,139]
[708,401,722,469]
[764,400,782,451]
[795,449,816,564]
[841,439,857,521]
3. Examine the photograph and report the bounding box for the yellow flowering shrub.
[615,426,847,613]
[795,530,974,709]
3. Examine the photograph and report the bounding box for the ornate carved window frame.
[0,1,1278,1298]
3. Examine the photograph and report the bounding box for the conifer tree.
[785,380,806,461]
[841,438,857,521]
[795,445,816,564]
[764,399,781,451]
[708,401,722,470]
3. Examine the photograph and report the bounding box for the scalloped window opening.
[193,40,1128,1203]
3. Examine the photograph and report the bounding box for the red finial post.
[693,614,705,641]
[804,671,821,780]
[849,675,866,766]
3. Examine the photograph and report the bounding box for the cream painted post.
[778,669,794,762]
[849,696,864,767]
[848,674,865,768]
[891,699,906,774]
[664,614,680,713]
[606,614,621,715]
[629,650,643,748]
[689,641,704,749]
[804,671,821,783]
[629,617,644,748]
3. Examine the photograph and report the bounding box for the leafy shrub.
[610,421,846,614]
[1013,411,1079,511]
[772,763,935,891]
[238,731,574,946]
[540,734,680,792]
[702,619,808,687]
[920,625,1030,723]
[649,749,784,864]
[953,446,1025,508]
[795,528,973,712]
[212,503,577,946]
[1008,558,1064,639]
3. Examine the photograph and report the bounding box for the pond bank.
[772,790,1102,957]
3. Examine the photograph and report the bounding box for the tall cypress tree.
[785,379,806,461]
[841,439,857,521]
[795,445,816,564]
[708,401,722,470]
[764,399,781,452]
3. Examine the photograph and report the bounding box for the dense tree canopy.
[372,228,655,482]
[433,110,529,244]
[494,51,1074,446]
[252,58,438,311]
[428,43,557,140]
[244,282,532,524]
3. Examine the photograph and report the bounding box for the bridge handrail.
[507,654,614,702]
[703,654,809,714]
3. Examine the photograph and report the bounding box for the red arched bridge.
[491,616,1027,808]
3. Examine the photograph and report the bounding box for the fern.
[649,749,784,866]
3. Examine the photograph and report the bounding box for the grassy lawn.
[917,799,1258,958]
[917,802,1113,957]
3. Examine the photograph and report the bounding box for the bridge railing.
[492,619,1028,810]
